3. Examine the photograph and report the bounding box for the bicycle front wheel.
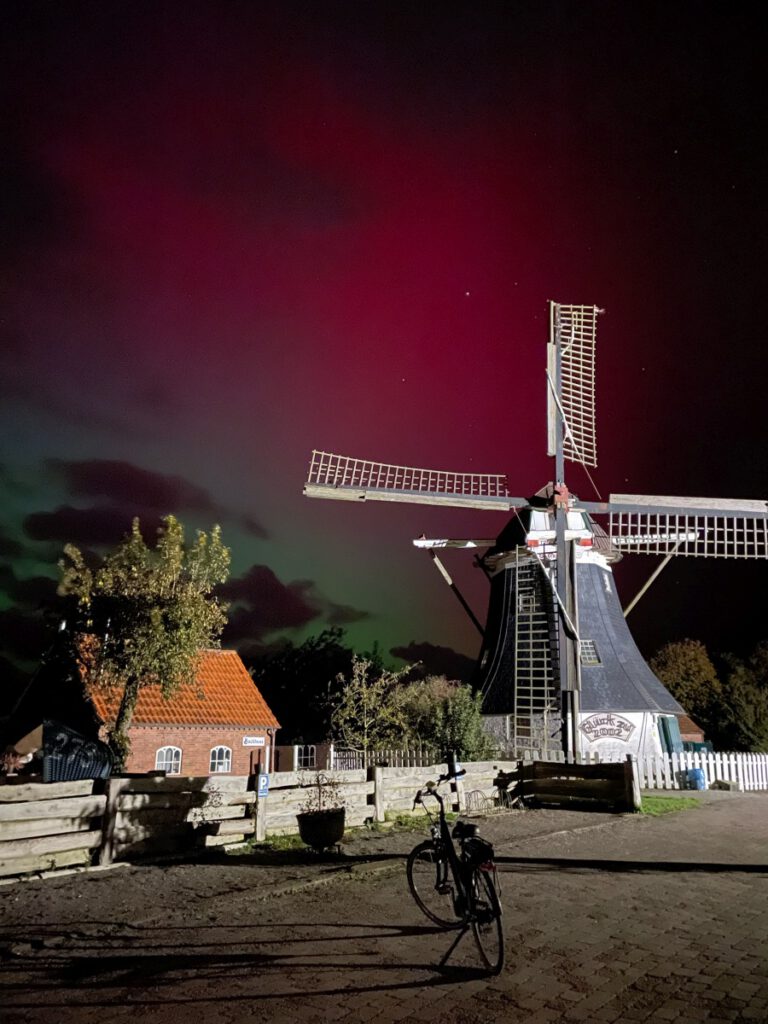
[470,867,504,973]
[406,841,463,928]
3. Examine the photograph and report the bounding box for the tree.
[650,637,768,752]
[717,642,768,752]
[58,515,230,768]
[245,628,354,742]
[331,661,494,762]
[398,676,494,760]
[396,675,456,742]
[649,639,723,734]
[331,655,410,755]
[430,684,494,761]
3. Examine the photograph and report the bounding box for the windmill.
[304,302,768,759]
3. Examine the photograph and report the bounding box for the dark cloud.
[390,641,477,683]
[221,564,368,646]
[240,515,269,539]
[50,459,213,514]
[48,459,268,538]
[221,565,319,643]
[24,505,160,546]
[326,602,370,626]
[0,565,57,610]
[0,563,59,679]
[0,529,23,558]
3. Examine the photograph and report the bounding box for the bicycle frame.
[417,779,471,917]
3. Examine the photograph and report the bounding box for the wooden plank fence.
[0,760,518,876]
[2,748,767,880]
[0,779,106,879]
[494,757,641,812]
[99,774,257,864]
[0,774,258,879]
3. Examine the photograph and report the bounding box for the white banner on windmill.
[576,711,674,761]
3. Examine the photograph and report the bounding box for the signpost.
[254,770,270,841]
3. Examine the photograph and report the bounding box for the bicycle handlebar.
[413,767,466,808]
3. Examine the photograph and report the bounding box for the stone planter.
[296,808,346,852]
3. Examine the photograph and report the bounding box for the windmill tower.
[304,302,768,759]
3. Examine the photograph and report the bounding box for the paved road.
[2,793,767,1024]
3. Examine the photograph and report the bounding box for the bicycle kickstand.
[437,922,472,970]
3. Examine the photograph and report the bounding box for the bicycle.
[406,766,504,974]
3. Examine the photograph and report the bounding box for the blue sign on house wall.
[258,773,270,796]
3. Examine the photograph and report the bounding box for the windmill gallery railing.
[306,450,509,503]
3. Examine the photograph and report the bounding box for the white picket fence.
[635,750,768,792]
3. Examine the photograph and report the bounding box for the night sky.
[2,1,767,691]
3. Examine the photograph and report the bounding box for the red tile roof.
[88,649,279,729]
[677,714,705,741]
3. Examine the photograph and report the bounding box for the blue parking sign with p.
[258,773,270,796]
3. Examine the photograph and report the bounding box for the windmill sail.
[547,303,601,468]
[412,538,495,549]
[604,494,768,558]
[304,450,526,511]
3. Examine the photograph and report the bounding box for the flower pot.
[296,808,346,852]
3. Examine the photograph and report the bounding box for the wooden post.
[624,754,642,812]
[99,776,130,866]
[368,766,384,822]
[454,773,465,813]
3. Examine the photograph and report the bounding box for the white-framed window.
[297,744,316,769]
[155,746,182,774]
[580,639,602,666]
[209,745,232,773]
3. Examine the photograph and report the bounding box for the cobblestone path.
[2,793,767,1023]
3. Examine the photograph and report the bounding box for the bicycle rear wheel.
[470,867,504,973]
[406,841,463,928]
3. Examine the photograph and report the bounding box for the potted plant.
[1,750,26,778]
[296,772,346,852]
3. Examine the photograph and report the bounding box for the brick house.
[88,649,280,776]
[677,714,706,745]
